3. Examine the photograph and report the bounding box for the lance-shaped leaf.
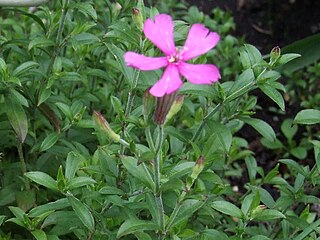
[5,93,28,143]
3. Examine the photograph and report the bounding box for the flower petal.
[181,24,220,61]
[124,52,168,70]
[179,62,220,84]
[144,14,175,55]
[150,65,183,97]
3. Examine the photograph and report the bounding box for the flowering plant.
[0,0,317,239]
[125,14,220,97]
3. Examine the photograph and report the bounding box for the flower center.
[168,51,181,64]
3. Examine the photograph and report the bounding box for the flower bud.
[154,92,177,125]
[270,46,281,66]
[251,205,267,220]
[112,2,122,17]
[132,7,143,31]
[165,95,184,124]
[190,156,205,180]
[92,111,120,142]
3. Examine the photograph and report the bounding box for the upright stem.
[191,103,222,142]
[154,124,165,234]
[44,0,69,79]
[17,142,30,190]
[120,70,140,154]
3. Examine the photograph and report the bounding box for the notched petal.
[181,24,220,61]
[143,14,176,55]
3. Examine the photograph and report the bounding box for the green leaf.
[225,69,255,102]
[12,61,39,77]
[121,157,155,190]
[211,200,243,219]
[3,8,46,33]
[293,219,320,240]
[106,21,140,48]
[71,33,100,47]
[28,37,55,51]
[206,120,232,152]
[0,57,8,79]
[240,117,276,141]
[5,93,28,143]
[31,229,47,240]
[40,132,60,152]
[74,2,97,21]
[168,199,204,229]
[165,161,195,180]
[8,206,25,221]
[105,43,134,85]
[290,147,307,160]
[249,236,271,240]
[202,229,229,240]
[180,83,215,98]
[65,152,82,180]
[117,219,158,238]
[294,109,320,125]
[28,198,70,218]
[239,44,262,69]
[135,232,153,240]
[281,119,297,140]
[279,159,307,177]
[37,87,51,106]
[99,186,124,195]
[281,33,320,73]
[55,102,72,120]
[66,177,96,190]
[252,209,285,221]
[277,53,301,65]
[67,194,94,232]
[41,211,81,230]
[259,84,285,111]
[0,215,6,226]
[25,172,58,191]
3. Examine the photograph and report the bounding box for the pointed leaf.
[25,172,58,191]
[5,94,28,143]
[259,84,285,111]
[240,117,276,141]
[121,157,155,190]
[117,219,158,238]
[67,194,94,232]
[40,132,60,152]
[294,109,320,125]
[211,200,243,219]
[31,229,47,240]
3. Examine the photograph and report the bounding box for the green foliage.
[0,0,319,239]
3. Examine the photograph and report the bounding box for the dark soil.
[186,0,320,53]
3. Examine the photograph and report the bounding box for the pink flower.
[124,14,221,97]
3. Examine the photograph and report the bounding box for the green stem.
[17,142,30,190]
[191,103,222,142]
[154,125,165,233]
[145,126,156,152]
[120,70,140,154]
[44,0,69,79]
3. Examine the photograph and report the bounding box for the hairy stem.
[44,0,69,79]
[17,142,30,190]
[154,125,165,234]
[191,103,222,142]
[120,70,140,154]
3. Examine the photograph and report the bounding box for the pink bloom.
[124,14,221,97]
